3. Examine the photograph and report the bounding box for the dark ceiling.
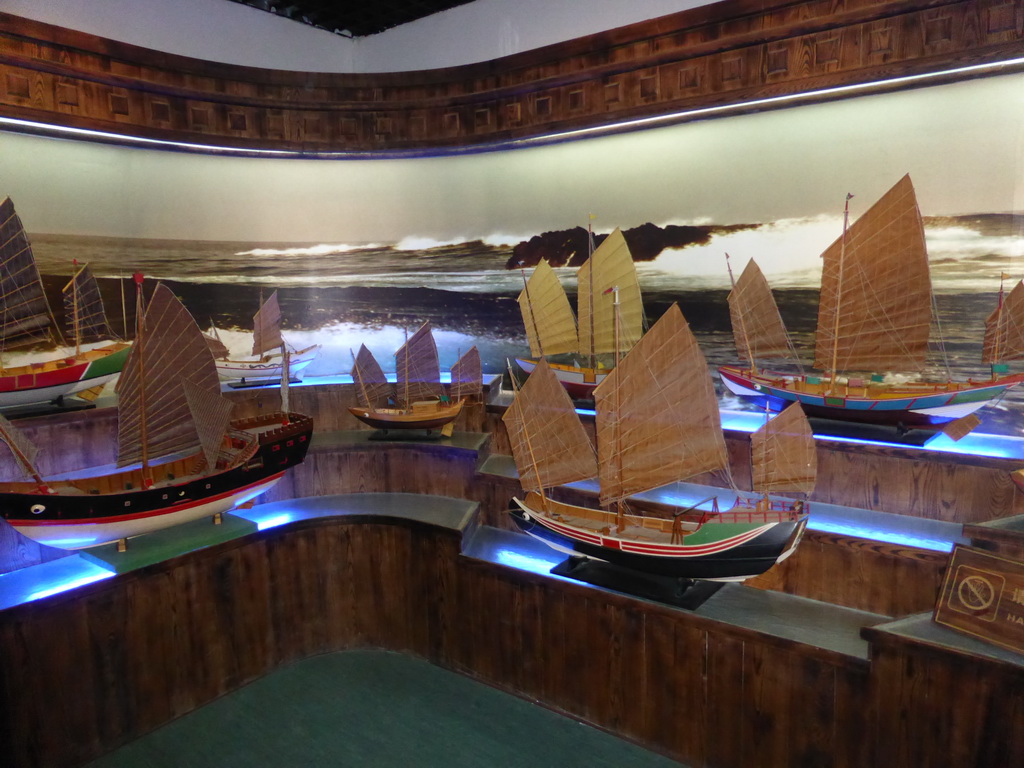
[229,0,475,38]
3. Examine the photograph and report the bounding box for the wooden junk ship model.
[718,174,1024,430]
[0,276,312,548]
[505,304,814,582]
[348,322,480,435]
[516,227,644,399]
[208,290,320,384]
[0,197,130,409]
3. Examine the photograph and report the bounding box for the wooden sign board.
[934,545,1024,655]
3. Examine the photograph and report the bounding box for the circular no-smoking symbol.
[957,574,996,611]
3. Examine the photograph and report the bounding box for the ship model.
[209,291,320,384]
[504,304,813,581]
[516,227,644,399]
[0,197,130,408]
[718,174,1024,429]
[348,322,476,435]
[0,276,312,548]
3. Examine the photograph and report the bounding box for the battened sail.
[594,303,728,506]
[577,228,644,358]
[450,346,482,401]
[729,259,791,364]
[0,197,58,350]
[116,283,221,468]
[751,403,816,495]
[518,261,578,357]
[252,291,283,357]
[183,379,234,470]
[814,175,931,373]
[983,280,1024,363]
[395,322,443,407]
[63,263,112,346]
[351,344,393,408]
[503,357,597,492]
[206,326,230,359]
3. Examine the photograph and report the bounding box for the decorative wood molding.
[1,0,1022,154]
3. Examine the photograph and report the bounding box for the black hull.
[508,503,803,581]
[1,413,313,544]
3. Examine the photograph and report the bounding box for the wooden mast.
[725,252,756,374]
[828,193,853,394]
[132,273,152,487]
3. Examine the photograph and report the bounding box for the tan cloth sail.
[729,259,791,363]
[503,357,597,492]
[594,303,728,506]
[518,260,578,357]
[116,283,221,468]
[450,346,482,401]
[183,379,235,470]
[396,322,443,407]
[0,197,59,350]
[63,263,112,346]
[983,280,1024,363]
[205,326,230,359]
[252,291,283,357]
[814,175,931,373]
[577,228,644,358]
[751,403,817,495]
[351,344,393,408]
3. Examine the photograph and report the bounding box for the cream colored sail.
[814,175,931,373]
[577,228,643,358]
[594,303,728,506]
[351,344,393,408]
[983,280,1024,363]
[252,291,283,357]
[395,322,443,407]
[752,403,816,495]
[518,261,578,356]
[116,284,222,468]
[450,346,482,401]
[729,259,791,364]
[503,357,597,492]
[0,411,41,480]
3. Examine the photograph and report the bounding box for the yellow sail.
[983,280,1024,363]
[751,403,816,495]
[814,174,931,373]
[577,228,643,358]
[502,358,597,492]
[728,259,791,364]
[517,261,577,356]
[594,303,728,506]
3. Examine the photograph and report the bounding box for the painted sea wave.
[20,211,1024,437]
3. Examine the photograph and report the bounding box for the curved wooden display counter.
[1,490,1021,768]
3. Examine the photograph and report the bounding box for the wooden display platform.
[1,494,1020,768]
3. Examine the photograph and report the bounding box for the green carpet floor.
[87,650,683,767]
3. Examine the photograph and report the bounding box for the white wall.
[0,0,710,72]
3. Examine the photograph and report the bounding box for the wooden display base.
[551,555,725,609]
[226,377,302,389]
[0,399,96,420]
[367,428,448,441]
[807,416,939,446]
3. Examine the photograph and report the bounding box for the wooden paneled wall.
[3,514,1019,768]
[0,516,876,768]
[1,0,1022,153]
